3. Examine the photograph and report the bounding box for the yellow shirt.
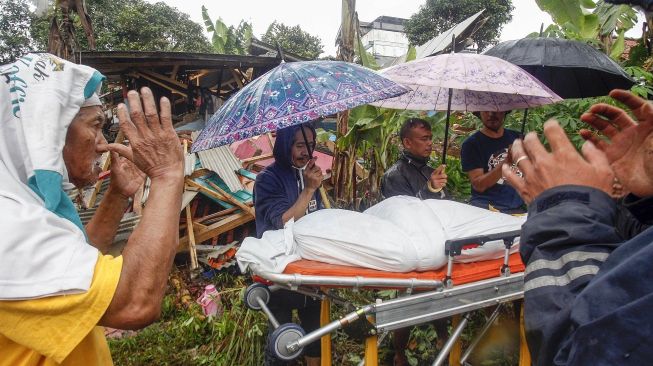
[0,254,122,366]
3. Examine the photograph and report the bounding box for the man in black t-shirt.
[461,111,525,213]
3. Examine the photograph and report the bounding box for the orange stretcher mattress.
[283,252,525,287]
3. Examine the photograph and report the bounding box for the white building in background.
[31,0,49,16]
[359,16,410,67]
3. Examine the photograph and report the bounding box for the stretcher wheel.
[268,323,305,361]
[244,283,270,310]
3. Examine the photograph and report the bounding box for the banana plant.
[201,6,252,55]
[534,0,638,60]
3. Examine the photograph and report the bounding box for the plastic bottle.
[197,284,222,317]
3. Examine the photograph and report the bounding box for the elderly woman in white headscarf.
[0,53,184,366]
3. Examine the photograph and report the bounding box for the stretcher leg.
[364,332,378,366]
[432,313,469,366]
[519,301,532,366]
[320,297,332,366]
[448,314,463,366]
[460,304,503,364]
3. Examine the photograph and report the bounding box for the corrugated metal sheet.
[79,208,140,234]
[192,132,244,192]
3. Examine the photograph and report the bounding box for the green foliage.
[404,0,514,51]
[355,31,380,69]
[595,1,637,36]
[262,21,324,60]
[405,45,417,62]
[0,0,34,63]
[109,274,266,366]
[624,66,653,97]
[201,6,252,55]
[444,157,472,202]
[536,0,600,39]
[534,0,638,59]
[624,39,649,67]
[30,0,213,53]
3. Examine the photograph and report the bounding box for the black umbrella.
[483,37,635,133]
[483,37,635,99]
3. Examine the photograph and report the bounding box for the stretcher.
[243,230,530,365]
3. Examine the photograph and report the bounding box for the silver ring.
[514,155,529,166]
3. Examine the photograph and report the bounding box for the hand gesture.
[303,158,323,191]
[580,89,653,197]
[502,121,614,204]
[503,145,513,166]
[107,151,146,198]
[106,87,183,182]
[429,164,448,190]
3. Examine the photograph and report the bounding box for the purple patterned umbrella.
[369,53,562,164]
[191,60,410,153]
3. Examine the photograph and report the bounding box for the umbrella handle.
[521,109,529,136]
[299,125,314,159]
[441,88,453,166]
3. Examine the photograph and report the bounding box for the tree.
[201,6,252,55]
[404,0,514,51]
[47,0,96,61]
[31,0,212,53]
[262,21,323,59]
[0,0,34,63]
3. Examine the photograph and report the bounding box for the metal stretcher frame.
[243,230,531,365]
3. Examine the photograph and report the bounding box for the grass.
[109,270,521,365]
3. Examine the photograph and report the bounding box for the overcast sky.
[146,0,643,56]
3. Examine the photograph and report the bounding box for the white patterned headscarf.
[0,53,106,299]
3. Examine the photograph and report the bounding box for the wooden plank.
[355,160,369,179]
[206,181,255,217]
[140,69,187,89]
[266,132,275,150]
[189,168,213,179]
[190,69,211,81]
[130,72,186,96]
[319,187,332,209]
[185,179,230,202]
[196,206,239,224]
[170,64,180,79]
[185,205,199,269]
[241,153,274,164]
[178,212,253,251]
[230,68,244,88]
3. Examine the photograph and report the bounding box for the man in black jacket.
[381,118,447,366]
[381,118,447,199]
[503,89,653,365]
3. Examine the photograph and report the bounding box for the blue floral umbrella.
[191,61,410,153]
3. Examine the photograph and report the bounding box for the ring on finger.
[514,155,529,167]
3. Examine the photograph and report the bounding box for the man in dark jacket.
[254,124,323,366]
[381,118,448,366]
[503,89,653,366]
[381,118,447,199]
